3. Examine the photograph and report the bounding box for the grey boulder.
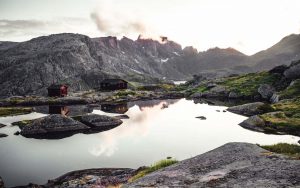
[258,84,275,99]
[80,114,123,129]
[20,114,90,138]
[227,102,266,116]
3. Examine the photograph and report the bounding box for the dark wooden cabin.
[100,79,128,91]
[47,84,68,97]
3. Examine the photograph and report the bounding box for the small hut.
[47,84,68,97]
[100,79,128,91]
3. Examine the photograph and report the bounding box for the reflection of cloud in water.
[88,133,118,157]
[89,101,174,157]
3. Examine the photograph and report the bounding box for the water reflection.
[0,99,299,187]
[48,105,70,116]
[34,105,93,116]
[101,103,128,114]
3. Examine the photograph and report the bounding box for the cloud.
[0,18,98,41]
[90,11,147,38]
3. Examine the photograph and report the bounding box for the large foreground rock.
[227,102,266,116]
[125,142,300,187]
[20,114,90,138]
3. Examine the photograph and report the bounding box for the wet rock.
[284,60,300,79]
[227,102,266,116]
[20,114,90,138]
[258,84,275,100]
[0,123,6,128]
[191,92,202,98]
[0,176,4,188]
[125,142,300,188]
[114,115,130,119]
[196,116,207,120]
[239,115,266,132]
[0,133,7,138]
[80,114,123,129]
[202,85,229,98]
[223,110,227,112]
[14,131,20,135]
[228,91,242,99]
[45,168,136,187]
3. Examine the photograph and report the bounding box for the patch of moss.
[115,90,136,97]
[128,158,178,182]
[12,119,33,128]
[260,112,300,135]
[279,79,300,99]
[257,104,275,114]
[271,98,300,117]
[173,84,189,92]
[219,72,281,97]
[260,143,300,159]
[0,107,33,117]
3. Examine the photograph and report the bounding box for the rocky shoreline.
[1,143,299,188]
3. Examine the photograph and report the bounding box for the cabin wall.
[100,82,128,90]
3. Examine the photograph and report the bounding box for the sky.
[0,0,300,55]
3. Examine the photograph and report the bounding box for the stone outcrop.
[79,114,123,130]
[125,142,300,188]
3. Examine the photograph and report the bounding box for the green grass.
[271,98,300,117]
[129,158,178,182]
[0,107,33,117]
[279,79,300,99]
[259,112,300,135]
[115,90,136,97]
[219,72,281,97]
[260,143,300,159]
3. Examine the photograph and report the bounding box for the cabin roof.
[48,84,68,89]
[101,79,128,84]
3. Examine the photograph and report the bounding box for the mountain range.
[0,33,300,96]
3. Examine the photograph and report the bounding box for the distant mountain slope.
[0,33,299,96]
[250,34,300,70]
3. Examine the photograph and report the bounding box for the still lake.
[0,99,299,187]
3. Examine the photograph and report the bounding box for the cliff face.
[1,33,300,96]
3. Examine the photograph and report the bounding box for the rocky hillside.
[1,33,300,96]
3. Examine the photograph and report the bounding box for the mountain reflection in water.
[0,99,299,187]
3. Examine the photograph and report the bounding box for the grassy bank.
[129,158,178,182]
[261,143,300,159]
